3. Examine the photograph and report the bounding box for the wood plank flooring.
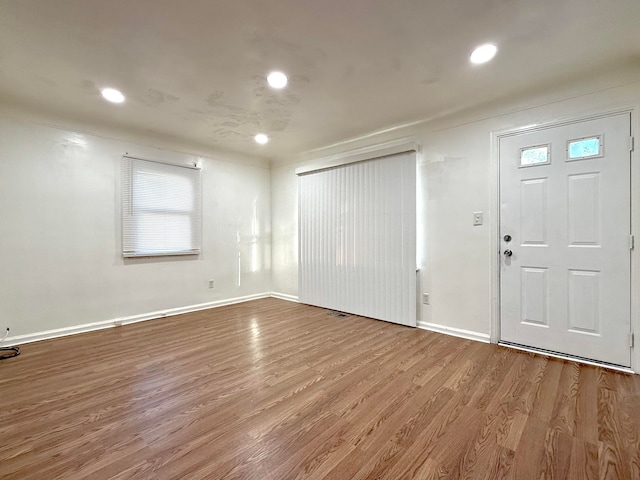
[1,298,639,479]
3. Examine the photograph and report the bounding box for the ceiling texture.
[1,0,639,163]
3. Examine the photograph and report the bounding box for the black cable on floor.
[0,346,20,360]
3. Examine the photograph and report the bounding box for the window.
[122,156,202,257]
[567,135,603,160]
[519,144,550,167]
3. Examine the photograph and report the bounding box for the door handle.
[504,249,513,257]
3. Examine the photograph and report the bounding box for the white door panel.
[500,113,631,367]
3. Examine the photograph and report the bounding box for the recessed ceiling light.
[255,133,269,144]
[470,44,498,64]
[267,71,288,89]
[101,88,125,103]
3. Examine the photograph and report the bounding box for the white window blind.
[122,156,202,257]
[298,151,417,326]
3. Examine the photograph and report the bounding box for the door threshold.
[499,342,634,374]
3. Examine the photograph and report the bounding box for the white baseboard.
[418,321,490,343]
[3,292,273,347]
[118,292,273,326]
[270,292,299,302]
[2,294,491,350]
[4,320,117,347]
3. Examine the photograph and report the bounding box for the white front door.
[499,113,632,367]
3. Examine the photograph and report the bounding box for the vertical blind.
[298,151,417,326]
[122,156,202,257]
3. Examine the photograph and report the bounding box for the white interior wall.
[271,164,298,296]
[271,75,640,368]
[0,115,271,342]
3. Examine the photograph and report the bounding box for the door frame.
[490,107,639,372]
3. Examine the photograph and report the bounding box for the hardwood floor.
[1,298,639,479]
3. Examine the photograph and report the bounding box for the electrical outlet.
[473,212,483,226]
[422,293,430,305]
[208,279,215,289]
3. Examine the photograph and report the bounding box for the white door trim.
[490,107,638,372]
[632,105,640,374]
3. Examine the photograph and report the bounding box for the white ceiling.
[1,0,638,163]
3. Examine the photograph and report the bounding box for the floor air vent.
[329,311,349,318]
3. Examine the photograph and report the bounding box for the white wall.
[271,165,298,296]
[0,115,271,341]
[271,72,640,368]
